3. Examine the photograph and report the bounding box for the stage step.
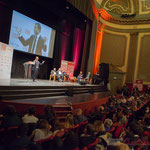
[52,104,73,123]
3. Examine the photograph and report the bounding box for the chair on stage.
[49,74,56,81]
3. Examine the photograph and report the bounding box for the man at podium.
[29,56,45,82]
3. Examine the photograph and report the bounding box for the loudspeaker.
[99,63,109,86]
[65,88,74,96]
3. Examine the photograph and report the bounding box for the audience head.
[64,114,74,129]
[4,105,16,116]
[94,120,105,132]
[44,105,53,114]
[37,119,51,135]
[99,106,104,112]
[80,71,82,74]
[28,107,36,116]
[104,119,113,129]
[84,124,95,136]
[54,68,56,71]
[75,109,82,116]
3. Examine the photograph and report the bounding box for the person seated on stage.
[85,72,91,84]
[22,107,38,124]
[50,68,57,80]
[77,71,84,82]
[56,68,63,82]
[62,71,69,81]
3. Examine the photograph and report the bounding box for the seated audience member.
[40,105,55,124]
[122,84,130,97]
[80,124,97,149]
[88,106,105,123]
[85,72,91,84]
[77,71,83,82]
[124,122,146,150]
[8,124,30,150]
[74,109,88,125]
[51,119,64,135]
[63,131,79,150]
[30,119,52,142]
[1,105,22,128]
[64,114,74,129]
[119,110,127,125]
[104,119,113,132]
[22,107,38,124]
[94,120,111,149]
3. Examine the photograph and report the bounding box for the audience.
[22,107,38,124]
[104,119,113,132]
[1,105,22,128]
[64,114,74,129]
[8,124,30,150]
[30,119,52,142]
[74,109,87,125]
[39,105,55,124]
[80,124,97,149]
[63,131,79,150]
[0,87,150,150]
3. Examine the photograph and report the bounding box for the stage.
[0,78,95,86]
[0,78,108,102]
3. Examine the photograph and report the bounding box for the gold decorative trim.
[99,16,150,30]
[134,32,150,82]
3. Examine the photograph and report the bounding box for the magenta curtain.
[60,20,72,61]
[72,28,85,75]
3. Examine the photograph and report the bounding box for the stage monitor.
[9,10,56,58]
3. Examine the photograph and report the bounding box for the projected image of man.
[18,23,47,55]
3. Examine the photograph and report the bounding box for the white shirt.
[33,129,52,142]
[22,114,38,123]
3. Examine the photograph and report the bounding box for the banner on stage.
[60,60,75,76]
[0,42,14,79]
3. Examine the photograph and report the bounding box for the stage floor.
[0,78,97,87]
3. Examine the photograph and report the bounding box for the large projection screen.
[9,10,56,58]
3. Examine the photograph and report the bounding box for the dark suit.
[18,35,47,56]
[32,60,44,81]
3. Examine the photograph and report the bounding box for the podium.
[23,62,33,79]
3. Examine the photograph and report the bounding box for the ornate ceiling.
[93,0,150,25]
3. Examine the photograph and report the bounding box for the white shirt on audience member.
[33,129,52,142]
[22,114,38,123]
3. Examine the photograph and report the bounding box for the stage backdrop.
[0,42,13,79]
[60,60,75,76]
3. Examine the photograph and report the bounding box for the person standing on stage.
[32,56,45,82]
